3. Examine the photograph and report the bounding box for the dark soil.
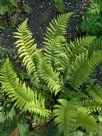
[0,0,89,49]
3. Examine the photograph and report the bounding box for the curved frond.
[83,99,102,112]
[0,60,50,118]
[14,19,40,84]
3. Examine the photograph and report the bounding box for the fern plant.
[1,13,102,135]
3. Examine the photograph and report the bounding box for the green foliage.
[0,59,49,118]
[0,0,18,15]
[0,107,17,136]
[54,99,99,135]
[1,13,102,135]
[54,99,77,135]
[81,0,102,35]
[14,18,62,94]
[23,3,32,13]
[54,0,64,13]
[18,116,29,136]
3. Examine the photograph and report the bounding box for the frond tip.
[44,13,72,44]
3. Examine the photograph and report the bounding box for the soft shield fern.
[1,13,102,135]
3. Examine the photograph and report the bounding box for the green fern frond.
[69,51,102,89]
[62,36,96,80]
[54,99,77,135]
[37,53,61,94]
[88,84,102,105]
[88,51,102,68]
[83,99,102,112]
[77,107,99,131]
[44,13,72,44]
[14,19,40,85]
[68,52,91,88]
[88,37,102,57]
[44,35,67,72]
[44,13,72,72]
[0,60,50,118]
[65,36,95,61]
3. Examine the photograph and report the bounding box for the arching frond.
[88,51,102,68]
[0,60,50,118]
[14,19,40,85]
[83,99,102,112]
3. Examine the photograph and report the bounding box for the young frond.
[54,99,77,136]
[14,19,40,84]
[0,60,50,118]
